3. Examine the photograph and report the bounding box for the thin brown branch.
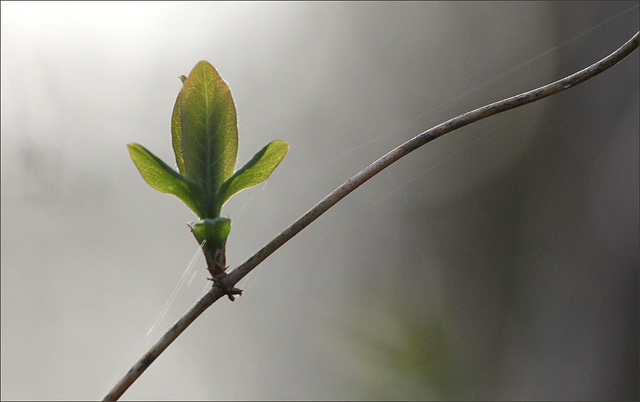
[227,31,639,285]
[103,31,639,401]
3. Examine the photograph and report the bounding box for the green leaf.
[188,218,232,277]
[179,60,238,218]
[171,77,186,175]
[217,140,289,208]
[127,143,204,218]
[188,218,231,248]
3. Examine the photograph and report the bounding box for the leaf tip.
[126,143,141,155]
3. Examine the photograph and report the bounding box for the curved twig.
[103,31,639,401]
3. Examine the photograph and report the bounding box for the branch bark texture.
[103,31,639,401]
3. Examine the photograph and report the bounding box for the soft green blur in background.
[1,2,638,400]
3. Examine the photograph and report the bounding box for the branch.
[103,31,639,401]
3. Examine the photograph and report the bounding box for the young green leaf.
[188,218,232,249]
[217,140,289,208]
[129,60,289,280]
[188,218,232,278]
[171,78,186,175]
[127,143,204,218]
[179,60,238,218]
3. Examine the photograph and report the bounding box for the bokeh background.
[2,2,638,400]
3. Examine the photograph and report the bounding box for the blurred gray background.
[1,2,638,400]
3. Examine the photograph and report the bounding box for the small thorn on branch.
[208,275,243,301]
